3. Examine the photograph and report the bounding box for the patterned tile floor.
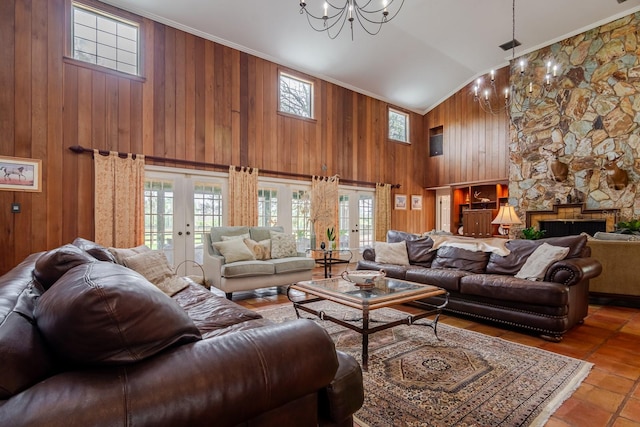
[220,269,640,427]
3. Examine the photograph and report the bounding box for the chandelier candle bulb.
[484,89,489,101]
[504,88,509,99]
[529,81,533,93]
[490,69,495,82]
[323,2,328,18]
[553,65,558,77]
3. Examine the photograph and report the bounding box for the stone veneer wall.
[509,12,640,224]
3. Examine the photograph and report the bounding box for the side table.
[306,248,353,278]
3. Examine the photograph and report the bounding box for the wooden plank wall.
[0,0,434,274]
[424,68,510,187]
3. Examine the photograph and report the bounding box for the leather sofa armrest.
[544,257,602,286]
[0,320,341,427]
[362,247,375,261]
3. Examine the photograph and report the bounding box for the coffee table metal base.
[287,289,449,371]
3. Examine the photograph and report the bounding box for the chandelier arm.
[354,12,384,36]
[326,13,350,39]
[355,0,405,24]
[304,8,349,33]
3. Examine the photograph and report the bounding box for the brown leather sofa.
[358,231,602,341]
[0,239,364,427]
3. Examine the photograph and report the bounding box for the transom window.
[71,2,140,75]
[279,72,313,119]
[388,107,410,143]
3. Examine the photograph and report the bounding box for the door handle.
[186,231,191,235]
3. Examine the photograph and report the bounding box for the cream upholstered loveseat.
[203,226,315,299]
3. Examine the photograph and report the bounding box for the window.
[71,2,140,75]
[193,182,223,262]
[258,188,278,227]
[279,72,313,119]
[358,195,374,247]
[388,108,410,143]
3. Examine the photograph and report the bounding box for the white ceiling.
[101,0,640,114]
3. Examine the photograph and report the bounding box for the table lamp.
[491,203,522,235]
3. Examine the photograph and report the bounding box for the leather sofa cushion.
[486,235,588,275]
[386,230,421,243]
[0,253,57,400]
[72,237,117,262]
[431,246,490,273]
[270,257,316,274]
[222,261,275,278]
[405,267,471,292]
[460,274,569,306]
[35,262,201,365]
[405,236,435,265]
[33,244,95,290]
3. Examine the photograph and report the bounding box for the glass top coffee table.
[288,277,448,370]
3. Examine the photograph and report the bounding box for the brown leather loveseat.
[0,239,364,427]
[358,230,602,341]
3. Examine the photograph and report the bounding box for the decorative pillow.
[405,236,435,264]
[33,244,95,290]
[374,241,410,265]
[122,250,189,296]
[515,243,570,281]
[270,231,298,259]
[34,262,201,365]
[244,238,271,260]
[213,238,256,263]
[108,244,151,265]
[431,246,490,273]
[220,233,250,241]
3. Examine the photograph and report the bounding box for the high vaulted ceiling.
[101,0,640,114]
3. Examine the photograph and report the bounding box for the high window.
[388,107,410,143]
[71,2,140,76]
[279,72,314,119]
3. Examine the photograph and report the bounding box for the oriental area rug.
[257,302,592,427]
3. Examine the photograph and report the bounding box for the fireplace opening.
[538,219,606,237]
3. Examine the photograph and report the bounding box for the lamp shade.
[491,204,522,225]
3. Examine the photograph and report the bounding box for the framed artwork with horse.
[0,156,42,192]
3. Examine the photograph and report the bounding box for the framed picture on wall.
[394,194,407,210]
[0,156,42,192]
[411,195,423,210]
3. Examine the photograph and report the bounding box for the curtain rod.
[68,145,401,189]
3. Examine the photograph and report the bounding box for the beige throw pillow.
[270,231,298,259]
[374,241,410,265]
[213,238,256,263]
[515,243,570,281]
[122,250,189,296]
[220,233,250,241]
[108,244,151,265]
[244,238,271,260]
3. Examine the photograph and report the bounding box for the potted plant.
[326,227,336,250]
[521,226,546,240]
[614,219,640,235]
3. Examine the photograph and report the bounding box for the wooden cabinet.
[452,181,508,237]
[462,209,494,237]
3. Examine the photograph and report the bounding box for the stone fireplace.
[525,204,619,237]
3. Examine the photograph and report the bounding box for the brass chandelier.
[299,0,405,40]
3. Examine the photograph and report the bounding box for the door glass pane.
[193,182,223,264]
[144,179,174,264]
[292,189,311,252]
[339,195,349,249]
[258,188,278,227]
[359,194,374,247]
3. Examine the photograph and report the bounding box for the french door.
[144,168,226,275]
[338,188,374,260]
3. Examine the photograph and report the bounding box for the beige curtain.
[228,165,259,226]
[375,183,392,242]
[310,175,339,244]
[94,151,145,247]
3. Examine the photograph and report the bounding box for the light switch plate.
[11,203,20,213]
